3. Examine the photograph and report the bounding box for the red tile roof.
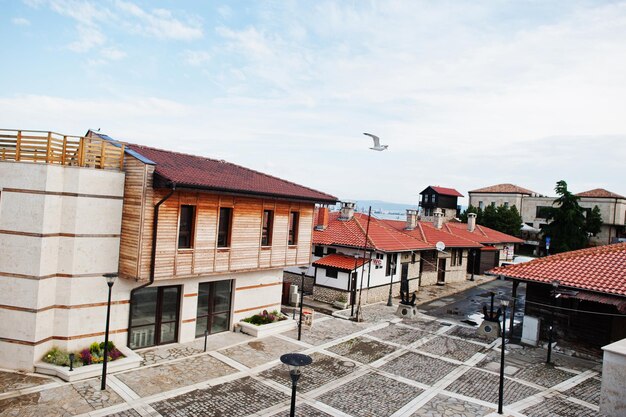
[313,253,369,271]
[490,243,626,297]
[469,183,536,195]
[444,222,524,245]
[430,186,463,197]
[313,212,433,252]
[575,188,625,199]
[384,220,482,248]
[124,143,337,203]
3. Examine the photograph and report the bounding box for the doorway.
[196,280,232,337]
[129,286,181,349]
[437,258,446,285]
[400,263,409,294]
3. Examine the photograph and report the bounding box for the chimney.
[315,207,329,230]
[467,212,477,232]
[339,201,355,221]
[405,209,418,230]
[433,208,444,229]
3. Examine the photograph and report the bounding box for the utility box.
[289,285,300,307]
[521,316,540,346]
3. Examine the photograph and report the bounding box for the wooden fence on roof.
[0,129,124,170]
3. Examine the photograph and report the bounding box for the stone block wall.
[283,272,314,293]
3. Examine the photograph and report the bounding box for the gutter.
[126,182,176,347]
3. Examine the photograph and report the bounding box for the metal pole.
[498,305,506,414]
[547,303,554,364]
[386,259,395,307]
[356,206,372,321]
[298,272,305,341]
[204,330,208,352]
[289,372,300,417]
[470,250,476,281]
[101,282,113,390]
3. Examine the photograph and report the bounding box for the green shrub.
[42,347,82,368]
[242,309,287,326]
[90,342,101,354]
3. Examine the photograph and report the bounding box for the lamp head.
[103,273,118,286]
[280,353,313,374]
[501,299,510,308]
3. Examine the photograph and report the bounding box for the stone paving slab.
[446,325,492,344]
[366,323,430,345]
[401,318,448,334]
[562,377,601,406]
[380,351,458,386]
[521,395,600,417]
[151,376,288,417]
[116,354,237,397]
[258,352,358,393]
[336,303,399,322]
[417,336,485,362]
[218,336,304,368]
[326,336,397,364]
[0,371,54,394]
[513,363,577,388]
[317,372,423,417]
[411,393,495,416]
[0,379,122,417]
[445,368,541,406]
[282,317,366,346]
[271,403,333,417]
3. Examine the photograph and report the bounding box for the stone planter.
[35,345,142,382]
[238,317,297,338]
[332,300,349,310]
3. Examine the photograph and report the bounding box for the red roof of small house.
[469,183,536,195]
[383,219,482,249]
[313,212,433,252]
[444,222,524,245]
[575,188,625,199]
[489,243,626,297]
[429,186,464,197]
[122,143,337,204]
[313,253,369,271]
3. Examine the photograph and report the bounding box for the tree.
[585,205,603,237]
[459,205,480,223]
[542,180,588,253]
[459,204,522,236]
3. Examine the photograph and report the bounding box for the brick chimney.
[315,206,329,230]
[405,209,418,230]
[339,201,355,221]
[467,212,477,232]
[433,208,444,229]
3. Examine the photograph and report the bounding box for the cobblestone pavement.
[445,368,541,405]
[271,403,333,417]
[326,336,397,364]
[116,354,237,397]
[380,351,458,385]
[521,395,601,417]
[562,376,601,405]
[151,376,288,417]
[282,317,367,345]
[446,325,494,344]
[0,371,53,394]
[367,323,431,345]
[317,372,424,417]
[103,408,143,417]
[411,394,495,416]
[512,363,576,388]
[219,335,303,368]
[417,335,486,362]
[259,352,358,393]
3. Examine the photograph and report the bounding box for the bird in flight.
[363,132,388,151]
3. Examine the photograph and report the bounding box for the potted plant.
[238,309,296,337]
[333,293,349,309]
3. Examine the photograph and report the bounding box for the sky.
[1,0,626,206]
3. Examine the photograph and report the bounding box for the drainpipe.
[126,182,176,346]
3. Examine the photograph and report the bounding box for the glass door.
[129,286,181,349]
[196,280,232,337]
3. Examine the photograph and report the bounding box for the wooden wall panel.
[271,202,290,266]
[193,249,215,274]
[118,156,147,279]
[195,196,218,250]
[296,206,314,264]
[214,250,231,272]
[259,249,272,268]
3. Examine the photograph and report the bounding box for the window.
[196,280,232,337]
[536,206,551,219]
[458,250,463,266]
[504,202,509,208]
[261,210,274,246]
[178,205,195,249]
[491,202,496,207]
[385,253,398,276]
[313,245,324,257]
[327,247,337,255]
[451,249,463,266]
[288,212,299,245]
[326,268,338,278]
[217,207,232,247]
[375,253,384,269]
[478,201,484,210]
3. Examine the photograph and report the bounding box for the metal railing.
[0,129,124,170]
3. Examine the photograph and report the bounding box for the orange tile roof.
[384,220,482,248]
[469,183,536,195]
[490,243,626,296]
[575,188,625,199]
[312,253,369,271]
[444,222,524,245]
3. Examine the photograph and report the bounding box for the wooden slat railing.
[0,129,124,170]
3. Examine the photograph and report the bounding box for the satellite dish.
[436,241,446,252]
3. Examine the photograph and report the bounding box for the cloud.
[182,50,210,66]
[114,0,202,40]
[11,17,31,26]
[100,46,126,61]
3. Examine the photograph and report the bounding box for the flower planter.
[238,317,297,338]
[35,345,142,382]
[332,301,349,309]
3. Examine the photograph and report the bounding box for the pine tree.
[543,180,588,253]
[585,205,603,237]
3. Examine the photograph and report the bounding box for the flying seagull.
[363,132,388,151]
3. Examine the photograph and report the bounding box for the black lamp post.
[297,269,306,341]
[386,260,396,307]
[280,353,313,417]
[470,249,476,281]
[101,273,117,390]
[546,280,560,364]
[498,299,510,415]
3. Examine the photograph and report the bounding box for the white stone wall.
[600,338,626,416]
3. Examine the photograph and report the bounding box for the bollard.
[204,330,208,352]
[69,353,75,372]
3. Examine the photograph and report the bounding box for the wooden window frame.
[261,209,274,247]
[288,211,299,246]
[325,268,338,278]
[217,207,233,248]
[177,204,196,249]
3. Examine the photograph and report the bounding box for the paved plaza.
[0,303,604,417]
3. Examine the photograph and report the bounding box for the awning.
[561,291,626,314]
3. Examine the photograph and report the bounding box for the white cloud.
[68,24,106,52]
[11,17,31,26]
[182,50,210,66]
[100,46,126,61]
[114,0,203,40]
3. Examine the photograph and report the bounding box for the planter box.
[238,317,297,338]
[332,301,349,309]
[35,345,142,382]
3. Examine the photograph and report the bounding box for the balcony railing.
[0,129,124,170]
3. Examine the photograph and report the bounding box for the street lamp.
[280,353,313,417]
[470,249,476,281]
[101,273,117,390]
[498,298,510,415]
[546,280,560,364]
[297,266,307,341]
[386,260,396,307]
